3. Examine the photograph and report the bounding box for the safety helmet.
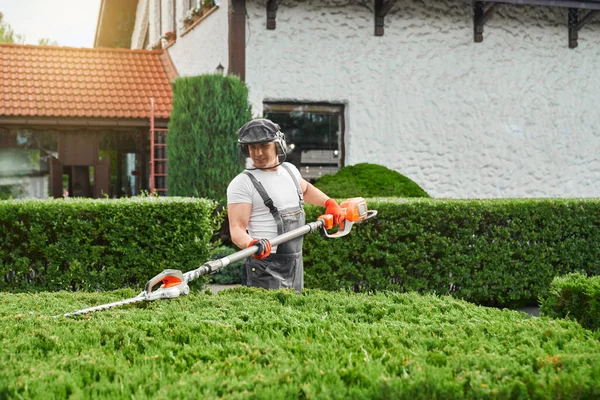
[237,118,287,161]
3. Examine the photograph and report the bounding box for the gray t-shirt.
[227,162,302,249]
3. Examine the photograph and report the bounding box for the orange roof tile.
[0,43,174,120]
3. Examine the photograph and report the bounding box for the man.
[227,118,344,293]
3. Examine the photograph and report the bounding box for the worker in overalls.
[227,119,344,293]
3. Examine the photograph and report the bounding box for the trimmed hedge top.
[2,288,600,399]
[313,163,429,198]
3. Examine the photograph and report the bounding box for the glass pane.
[99,130,146,198]
[0,128,58,199]
[264,106,342,181]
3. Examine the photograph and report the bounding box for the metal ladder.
[149,97,168,196]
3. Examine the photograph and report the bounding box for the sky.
[0,0,102,48]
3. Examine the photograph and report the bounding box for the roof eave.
[0,116,169,129]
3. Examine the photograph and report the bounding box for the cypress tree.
[167,75,252,199]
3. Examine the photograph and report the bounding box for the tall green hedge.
[0,197,217,292]
[313,163,429,198]
[3,198,600,309]
[167,74,252,200]
[302,198,600,308]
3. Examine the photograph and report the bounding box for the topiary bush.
[167,74,252,200]
[313,163,429,198]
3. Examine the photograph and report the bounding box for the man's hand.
[248,239,272,259]
[325,198,345,225]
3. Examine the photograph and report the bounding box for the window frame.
[263,102,346,179]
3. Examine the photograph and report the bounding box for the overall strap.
[280,163,304,209]
[243,171,284,234]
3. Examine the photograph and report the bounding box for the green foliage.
[0,184,24,200]
[167,74,252,200]
[1,288,599,398]
[37,38,59,46]
[303,198,600,308]
[0,197,217,292]
[0,12,24,44]
[540,273,600,331]
[313,163,429,198]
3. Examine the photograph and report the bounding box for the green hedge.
[3,197,599,310]
[302,198,600,308]
[540,273,600,331]
[0,197,217,292]
[313,163,429,198]
[2,288,600,399]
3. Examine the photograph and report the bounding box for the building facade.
[131,0,600,198]
[0,44,174,199]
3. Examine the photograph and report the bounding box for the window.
[263,103,344,181]
[0,128,58,199]
[188,0,201,10]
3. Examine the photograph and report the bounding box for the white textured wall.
[148,0,161,46]
[131,0,149,49]
[161,0,176,35]
[244,0,600,198]
[167,1,230,76]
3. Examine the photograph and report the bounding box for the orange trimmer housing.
[339,197,369,222]
[317,197,375,238]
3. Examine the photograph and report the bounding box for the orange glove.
[248,239,272,259]
[325,198,345,226]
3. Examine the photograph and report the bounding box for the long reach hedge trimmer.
[58,198,377,318]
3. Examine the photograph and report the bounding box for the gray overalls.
[243,164,305,293]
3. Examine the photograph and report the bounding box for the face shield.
[237,119,287,162]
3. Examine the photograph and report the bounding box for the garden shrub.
[0,197,218,292]
[313,163,429,198]
[540,272,600,331]
[167,74,252,200]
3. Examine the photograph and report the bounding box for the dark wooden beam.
[568,8,579,48]
[375,0,394,36]
[484,0,600,11]
[474,2,498,43]
[267,0,278,30]
[229,0,246,81]
[576,10,599,30]
[568,9,598,48]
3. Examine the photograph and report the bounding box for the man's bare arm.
[228,203,253,250]
[300,178,330,207]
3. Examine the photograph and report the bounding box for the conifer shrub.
[313,163,429,198]
[2,288,600,398]
[167,74,252,200]
[541,273,600,331]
